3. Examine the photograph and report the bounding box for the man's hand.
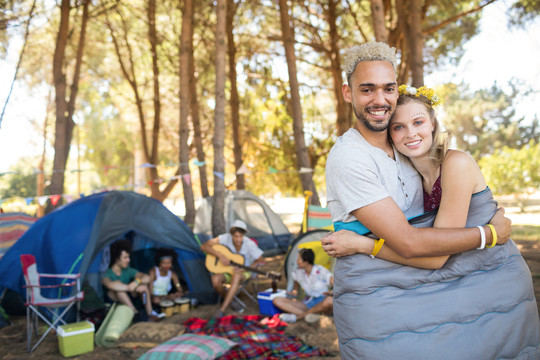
[321,230,370,257]
[219,254,231,266]
[128,280,139,292]
[489,207,512,245]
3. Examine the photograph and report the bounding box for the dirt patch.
[1,242,538,360]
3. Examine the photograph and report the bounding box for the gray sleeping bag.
[333,188,540,359]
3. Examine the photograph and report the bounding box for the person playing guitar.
[200,219,265,317]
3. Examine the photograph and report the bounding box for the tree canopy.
[0,0,538,217]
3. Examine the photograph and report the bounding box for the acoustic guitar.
[205,244,282,283]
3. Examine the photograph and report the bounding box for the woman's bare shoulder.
[443,149,479,172]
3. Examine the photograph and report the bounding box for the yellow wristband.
[486,225,497,248]
[370,238,385,258]
[134,278,141,284]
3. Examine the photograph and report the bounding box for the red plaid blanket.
[184,315,328,359]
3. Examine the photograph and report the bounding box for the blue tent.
[0,191,216,304]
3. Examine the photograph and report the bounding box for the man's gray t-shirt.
[326,128,423,223]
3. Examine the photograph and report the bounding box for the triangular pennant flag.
[299,167,314,174]
[236,163,248,175]
[268,166,278,174]
[214,171,225,180]
[79,193,85,198]
[64,194,74,203]
[193,160,206,167]
[141,163,156,168]
[38,196,48,206]
[50,194,61,206]
[25,197,33,205]
[183,174,191,185]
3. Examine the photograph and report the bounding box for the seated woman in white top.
[149,248,185,306]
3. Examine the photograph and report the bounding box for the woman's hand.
[489,207,511,245]
[321,230,373,257]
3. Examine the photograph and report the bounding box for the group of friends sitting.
[101,239,186,321]
[101,220,334,323]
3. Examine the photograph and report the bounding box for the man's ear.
[342,83,352,103]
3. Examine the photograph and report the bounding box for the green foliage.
[512,225,540,242]
[2,0,539,203]
[79,84,134,189]
[0,157,38,199]
[440,82,538,161]
[508,0,540,26]
[479,141,540,207]
[424,1,483,70]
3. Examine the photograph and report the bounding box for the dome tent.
[193,190,293,256]
[0,191,216,306]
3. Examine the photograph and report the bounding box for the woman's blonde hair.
[395,95,450,167]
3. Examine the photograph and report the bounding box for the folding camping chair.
[229,272,260,312]
[20,254,84,352]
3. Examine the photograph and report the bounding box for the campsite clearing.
[1,238,540,359]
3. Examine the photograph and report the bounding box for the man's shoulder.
[330,129,366,150]
[124,267,138,276]
[218,233,232,243]
[104,268,114,277]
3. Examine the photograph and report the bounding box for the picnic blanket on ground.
[184,314,328,359]
[333,188,540,359]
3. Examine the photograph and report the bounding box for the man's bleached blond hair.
[343,42,397,83]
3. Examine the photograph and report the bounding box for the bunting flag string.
[0,162,319,207]
[1,160,317,179]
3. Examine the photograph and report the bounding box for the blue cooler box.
[257,289,286,316]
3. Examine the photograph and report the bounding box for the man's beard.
[352,103,393,132]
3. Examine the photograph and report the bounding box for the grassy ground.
[512,225,540,241]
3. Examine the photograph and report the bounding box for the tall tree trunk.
[107,5,178,203]
[147,0,178,201]
[212,0,227,236]
[189,57,209,198]
[396,0,424,86]
[179,0,196,227]
[187,0,209,198]
[278,0,321,206]
[148,0,162,199]
[407,0,424,87]
[37,92,52,218]
[226,0,245,189]
[370,0,389,42]
[326,0,351,136]
[48,0,89,213]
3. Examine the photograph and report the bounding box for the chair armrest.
[23,280,78,289]
[40,273,81,279]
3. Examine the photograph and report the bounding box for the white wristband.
[476,225,486,250]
